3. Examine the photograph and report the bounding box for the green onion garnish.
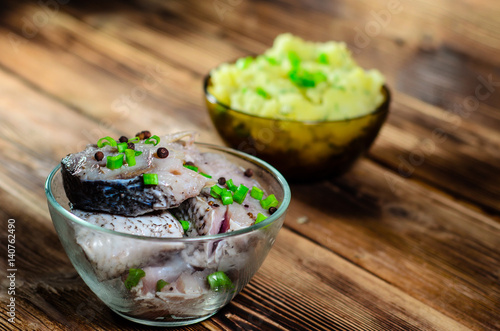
[184,164,199,172]
[207,271,234,292]
[233,184,249,204]
[256,87,270,99]
[156,279,169,292]
[117,142,128,153]
[236,56,253,69]
[265,56,279,65]
[255,213,268,224]
[125,149,137,167]
[179,220,190,232]
[124,268,146,290]
[128,137,140,143]
[260,194,279,209]
[210,185,223,198]
[144,135,160,146]
[143,173,159,185]
[289,68,327,88]
[106,154,123,170]
[250,186,264,200]
[314,71,327,83]
[97,136,117,148]
[287,50,301,67]
[226,179,238,192]
[318,53,329,64]
[221,188,234,205]
[289,69,313,87]
[134,150,143,156]
[200,172,212,178]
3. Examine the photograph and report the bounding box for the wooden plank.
[5,0,500,127]
[50,0,500,214]
[0,163,470,331]
[0,1,499,329]
[0,4,220,144]
[0,181,469,330]
[370,91,500,216]
[286,158,500,330]
[0,62,490,329]
[1,2,498,218]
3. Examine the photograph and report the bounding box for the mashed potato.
[209,33,385,121]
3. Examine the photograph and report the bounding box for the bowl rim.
[203,73,391,125]
[45,142,291,242]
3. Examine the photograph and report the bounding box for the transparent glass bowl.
[45,143,291,327]
[204,76,391,180]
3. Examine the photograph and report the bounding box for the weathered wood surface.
[0,0,499,330]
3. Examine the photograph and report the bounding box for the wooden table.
[1,0,499,330]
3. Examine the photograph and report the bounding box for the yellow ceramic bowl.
[204,75,390,180]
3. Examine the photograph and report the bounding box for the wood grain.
[0,0,499,330]
[1,0,498,218]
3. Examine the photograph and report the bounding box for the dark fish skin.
[60,132,212,217]
[62,166,159,216]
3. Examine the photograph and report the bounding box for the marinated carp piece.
[62,132,213,216]
[173,151,267,236]
[73,210,184,280]
[173,190,262,237]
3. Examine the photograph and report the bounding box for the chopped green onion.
[128,137,140,143]
[125,149,137,167]
[156,279,169,292]
[233,184,249,204]
[255,213,268,224]
[260,194,279,209]
[124,268,146,290]
[210,185,223,198]
[179,220,190,232]
[265,56,279,65]
[106,154,124,170]
[200,172,212,178]
[256,87,270,99]
[144,135,160,146]
[226,179,238,192]
[207,271,234,292]
[318,53,329,64]
[221,188,233,205]
[314,71,327,83]
[289,69,313,87]
[236,56,253,69]
[117,142,128,153]
[184,164,199,172]
[288,68,327,88]
[97,136,117,148]
[134,150,143,156]
[143,173,159,185]
[250,186,264,200]
[287,51,301,67]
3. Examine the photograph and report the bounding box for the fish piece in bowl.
[73,209,185,280]
[61,131,214,216]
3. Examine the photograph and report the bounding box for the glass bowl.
[204,76,391,180]
[45,143,291,327]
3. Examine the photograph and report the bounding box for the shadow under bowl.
[204,76,391,180]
